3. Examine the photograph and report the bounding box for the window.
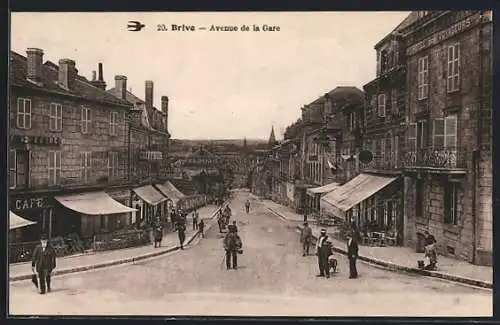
[49,103,63,131]
[108,152,119,179]
[380,138,386,160]
[9,149,16,189]
[48,151,62,186]
[432,115,457,148]
[376,51,381,76]
[444,183,458,225]
[109,111,119,136]
[447,43,460,92]
[415,179,424,218]
[408,123,417,151]
[17,98,32,129]
[81,152,91,183]
[417,56,429,100]
[350,112,357,130]
[371,139,377,157]
[417,120,428,149]
[393,135,399,167]
[391,89,398,113]
[81,106,92,134]
[377,94,386,117]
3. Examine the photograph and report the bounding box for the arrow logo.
[127,21,146,32]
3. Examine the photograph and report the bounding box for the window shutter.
[433,119,445,148]
[26,99,32,129]
[81,107,85,132]
[444,115,458,148]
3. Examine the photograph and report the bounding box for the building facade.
[9,48,136,241]
[400,11,493,265]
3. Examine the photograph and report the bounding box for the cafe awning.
[133,185,167,206]
[155,181,185,204]
[55,192,137,215]
[307,182,341,196]
[9,211,36,230]
[321,173,398,218]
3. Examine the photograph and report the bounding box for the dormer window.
[418,11,429,18]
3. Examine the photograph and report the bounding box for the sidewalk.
[263,199,492,289]
[10,204,221,281]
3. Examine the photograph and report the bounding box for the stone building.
[107,78,171,226]
[400,11,492,265]
[356,16,412,244]
[9,48,136,241]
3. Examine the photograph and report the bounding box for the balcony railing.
[401,147,468,170]
[360,155,401,171]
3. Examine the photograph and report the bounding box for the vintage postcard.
[8,11,493,317]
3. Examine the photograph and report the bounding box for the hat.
[303,222,308,226]
[320,228,327,234]
[40,233,48,240]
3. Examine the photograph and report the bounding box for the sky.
[11,12,409,140]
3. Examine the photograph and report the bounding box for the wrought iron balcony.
[360,155,401,171]
[401,147,468,170]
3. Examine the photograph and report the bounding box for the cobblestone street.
[9,191,492,317]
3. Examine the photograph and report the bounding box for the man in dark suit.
[347,231,359,279]
[177,218,186,250]
[315,229,330,278]
[31,233,56,294]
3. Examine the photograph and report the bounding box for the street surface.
[9,190,492,316]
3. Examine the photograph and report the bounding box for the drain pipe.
[472,12,485,264]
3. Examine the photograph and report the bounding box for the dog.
[328,255,338,273]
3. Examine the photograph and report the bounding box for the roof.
[108,87,165,116]
[307,86,365,107]
[374,12,420,49]
[10,51,131,107]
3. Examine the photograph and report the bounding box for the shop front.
[155,181,186,210]
[132,185,168,226]
[306,182,341,218]
[54,191,137,239]
[107,188,136,228]
[320,173,402,244]
[9,194,56,242]
[294,182,315,214]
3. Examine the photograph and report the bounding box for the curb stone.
[10,206,223,282]
[265,205,492,290]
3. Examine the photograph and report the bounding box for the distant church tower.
[268,126,277,149]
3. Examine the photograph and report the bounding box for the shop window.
[444,182,458,225]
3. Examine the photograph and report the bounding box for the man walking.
[198,219,205,238]
[315,229,330,278]
[31,234,56,294]
[244,199,250,214]
[223,226,242,270]
[347,231,359,279]
[177,218,186,250]
[300,222,313,256]
[192,211,198,231]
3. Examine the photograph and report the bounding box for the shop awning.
[55,192,137,215]
[321,173,398,218]
[9,211,36,230]
[133,185,167,206]
[155,181,185,204]
[307,182,341,196]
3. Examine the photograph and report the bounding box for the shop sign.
[12,196,48,210]
[10,135,61,146]
[140,151,163,161]
[406,13,481,56]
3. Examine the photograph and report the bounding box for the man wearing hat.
[315,228,330,278]
[31,234,57,294]
[300,222,313,256]
[347,231,359,279]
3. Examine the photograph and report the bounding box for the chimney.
[145,80,154,109]
[115,75,127,100]
[92,70,96,81]
[58,59,77,90]
[26,48,44,82]
[90,63,107,90]
[161,96,169,133]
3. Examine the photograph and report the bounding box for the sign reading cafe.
[14,197,47,210]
